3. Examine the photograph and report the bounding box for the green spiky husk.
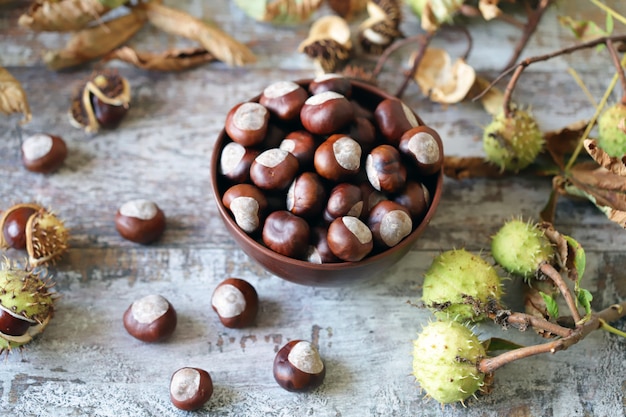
[0,260,54,323]
[422,249,502,322]
[491,219,554,279]
[483,109,544,172]
[412,320,486,404]
[597,103,626,157]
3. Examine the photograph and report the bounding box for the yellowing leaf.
[0,67,31,124]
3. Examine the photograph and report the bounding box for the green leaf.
[482,337,525,353]
[540,292,560,319]
[558,16,610,42]
[577,288,593,319]
[606,12,614,34]
[563,234,586,284]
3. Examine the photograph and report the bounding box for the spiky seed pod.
[597,103,626,157]
[491,219,555,279]
[412,320,487,404]
[298,15,352,73]
[301,39,352,73]
[0,203,69,267]
[0,259,56,353]
[422,249,502,322]
[482,108,544,172]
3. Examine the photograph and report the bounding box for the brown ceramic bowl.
[211,79,443,286]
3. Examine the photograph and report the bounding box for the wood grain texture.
[1,1,625,416]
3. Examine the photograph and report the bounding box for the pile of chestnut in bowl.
[211,75,443,286]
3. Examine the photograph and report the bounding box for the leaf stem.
[395,32,434,99]
[491,310,572,338]
[478,301,626,374]
[605,39,626,105]
[539,263,582,324]
[599,318,626,338]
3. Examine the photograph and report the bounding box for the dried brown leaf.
[540,221,569,270]
[478,0,503,20]
[571,161,626,193]
[543,119,588,168]
[18,0,115,32]
[105,46,216,71]
[524,279,559,338]
[0,67,31,123]
[443,156,506,180]
[137,2,256,67]
[43,11,146,70]
[584,139,626,177]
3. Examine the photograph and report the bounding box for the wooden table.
[1,1,625,416]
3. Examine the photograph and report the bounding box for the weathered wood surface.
[1,1,625,416]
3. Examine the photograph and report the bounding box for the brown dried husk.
[44,10,146,70]
[18,0,113,32]
[0,67,31,124]
[26,208,69,267]
[105,46,216,71]
[327,0,368,20]
[136,2,256,67]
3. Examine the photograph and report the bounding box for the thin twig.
[478,301,626,374]
[372,34,426,79]
[395,32,434,99]
[503,311,572,338]
[606,39,626,105]
[539,263,582,324]
[502,0,553,70]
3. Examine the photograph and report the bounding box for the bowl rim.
[210,78,443,273]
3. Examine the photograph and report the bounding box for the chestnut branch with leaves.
[412,218,626,405]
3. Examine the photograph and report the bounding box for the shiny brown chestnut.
[260,81,309,121]
[1,204,39,250]
[365,144,407,193]
[306,225,341,264]
[225,102,270,147]
[222,184,268,234]
[394,181,431,221]
[211,278,259,328]
[273,340,325,392]
[314,134,362,181]
[308,73,352,97]
[170,367,213,411]
[250,148,299,191]
[262,210,310,259]
[324,183,363,222]
[287,172,326,219]
[21,133,67,174]
[300,91,354,135]
[115,199,166,244]
[327,216,373,262]
[359,182,387,221]
[0,307,34,336]
[279,130,317,168]
[398,126,444,176]
[367,200,412,249]
[374,98,420,144]
[123,294,177,342]
[348,117,377,153]
[219,142,259,183]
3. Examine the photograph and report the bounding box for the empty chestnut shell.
[115,199,166,244]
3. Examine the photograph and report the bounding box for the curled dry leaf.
[443,156,507,180]
[137,2,256,67]
[0,67,31,123]
[44,10,146,70]
[18,0,124,32]
[298,15,352,73]
[553,162,626,229]
[523,279,559,338]
[105,47,215,71]
[543,119,588,168]
[584,139,626,177]
[558,15,610,43]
